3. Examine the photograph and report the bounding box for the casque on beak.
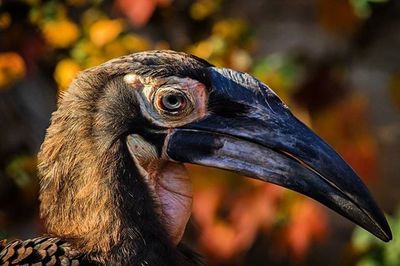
[164,67,392,242]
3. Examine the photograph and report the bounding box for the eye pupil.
[166,95,178,106]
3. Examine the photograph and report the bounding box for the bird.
[0,50,392,265]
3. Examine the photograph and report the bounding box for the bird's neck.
[37,73,185,264]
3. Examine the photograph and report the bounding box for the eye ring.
[156,90,188,114]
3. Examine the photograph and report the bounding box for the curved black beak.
[165,67,392,242]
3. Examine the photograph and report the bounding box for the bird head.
[38,50,391,259]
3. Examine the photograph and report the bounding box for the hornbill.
[0,50,392,265]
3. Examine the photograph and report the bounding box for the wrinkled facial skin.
[124,73,208,128]
[123,66,391,244]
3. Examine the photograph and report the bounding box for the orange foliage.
[42,19,79,48]
[54,59,81,90]
[193,179,284,262]
[0,52,26,89]
[283,199,327,259]
[89,19,124,47]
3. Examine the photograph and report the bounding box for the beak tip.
[360,203,392,242]
[367,213,392,242]
[381,224,393,242]
[372,204,393,242]
[379,232,392,243]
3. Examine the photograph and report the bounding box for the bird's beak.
[164,67,392,242]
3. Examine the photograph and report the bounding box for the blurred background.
[0,0,399,265]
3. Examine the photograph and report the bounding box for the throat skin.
[127,134,193,246]
[37,71,194,265]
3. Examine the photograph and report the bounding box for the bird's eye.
[157,90,187,113]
